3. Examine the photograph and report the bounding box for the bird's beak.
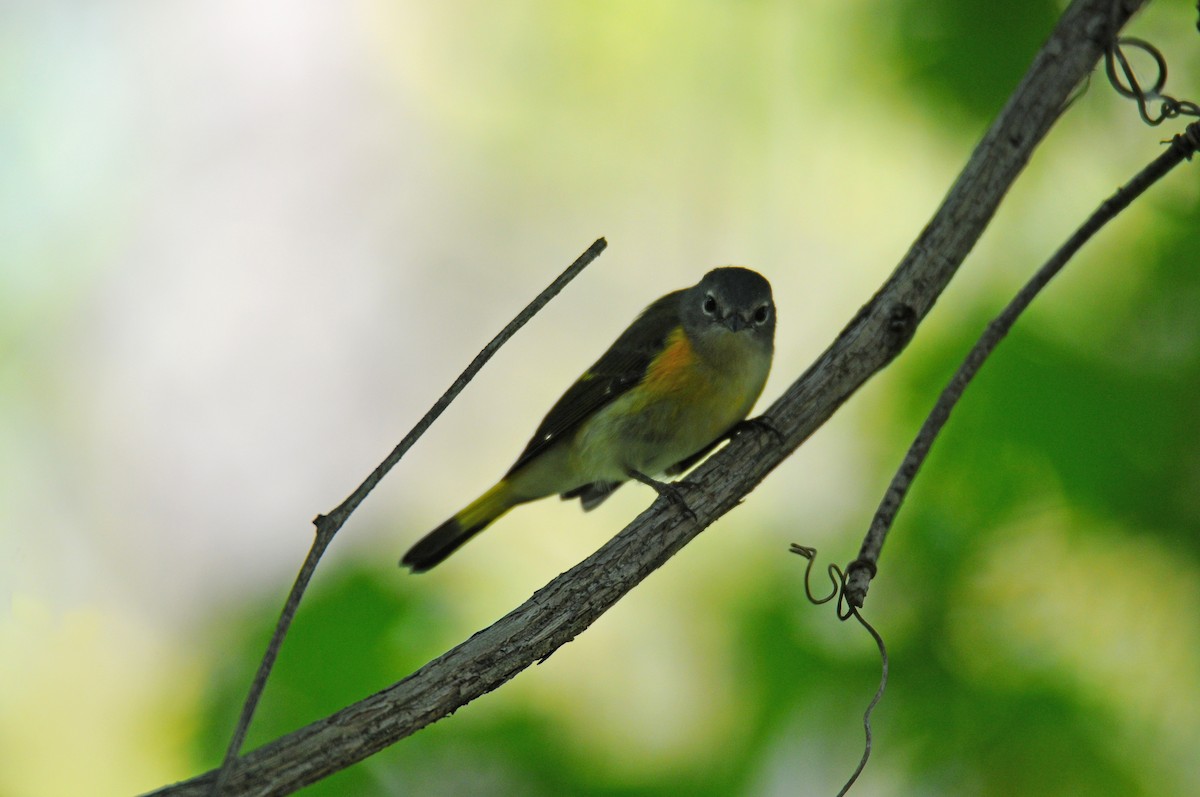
[723,314,748,332]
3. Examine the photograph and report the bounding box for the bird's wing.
[505,290,683,476]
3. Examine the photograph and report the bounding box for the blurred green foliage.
[893,192,1200,553]
[876,0,1061,123]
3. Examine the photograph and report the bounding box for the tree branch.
[145,0,1146,794]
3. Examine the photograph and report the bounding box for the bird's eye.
[753,305,770,325]
[702,295,717,315]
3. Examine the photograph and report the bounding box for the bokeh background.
[3,0,1199,795]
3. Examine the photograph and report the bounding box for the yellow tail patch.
[455,479,516,533]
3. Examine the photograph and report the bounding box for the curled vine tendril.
[1105,2,1200,125]
[790,545,889,797]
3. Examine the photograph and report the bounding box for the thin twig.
[207,238,607,795]
[146,1,1146,794]
[845,122,1200,608]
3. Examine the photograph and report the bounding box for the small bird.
[402,267,775,572]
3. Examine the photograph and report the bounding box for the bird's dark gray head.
[681,267,775,347]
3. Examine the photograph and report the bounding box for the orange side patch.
[643,326,699,393]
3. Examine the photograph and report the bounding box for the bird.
[401,266,775,572]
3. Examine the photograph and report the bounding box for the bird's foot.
[627,469,697,521]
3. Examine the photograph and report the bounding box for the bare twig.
[146,1,1146,794]
[845,122,1200,608]
[207,238,607,795]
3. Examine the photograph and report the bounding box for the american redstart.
[402,266,775,572]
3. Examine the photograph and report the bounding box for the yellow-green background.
[3,1,1198,795]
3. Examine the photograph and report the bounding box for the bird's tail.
[401,480,516,572]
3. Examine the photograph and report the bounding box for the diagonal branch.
[208,238,607,795]
[145,0,1145,794]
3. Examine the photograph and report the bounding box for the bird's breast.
[572,326,771,479]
